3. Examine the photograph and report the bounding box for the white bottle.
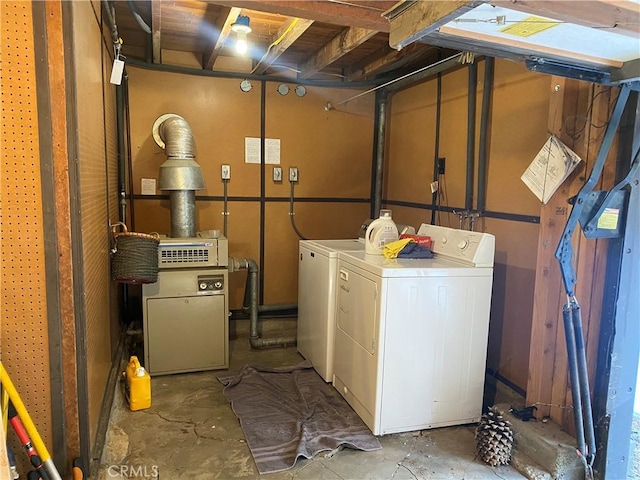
[365,209,399,255]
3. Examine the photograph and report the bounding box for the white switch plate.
[221,164,230,180]
[273,167,282,182]
[289,167,298,182]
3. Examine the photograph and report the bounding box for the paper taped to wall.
[521,135,582,204]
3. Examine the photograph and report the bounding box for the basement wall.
[127,66,374,308]
[385,58,550,392]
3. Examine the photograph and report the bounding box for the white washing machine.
[298,239,365,382]
[333,224,495,435]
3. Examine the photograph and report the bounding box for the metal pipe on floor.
[234,257,296,349]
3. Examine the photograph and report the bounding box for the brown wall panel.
[263,202,370,305]
[482,217,539,391]
[1,2,53,468]
[71,1,113,445]
[265,84,374,199]
[486,61,550,216]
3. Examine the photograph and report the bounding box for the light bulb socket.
[231,15,251,34]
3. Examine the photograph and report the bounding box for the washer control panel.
[197,274,225,295]
[416,224,495,267]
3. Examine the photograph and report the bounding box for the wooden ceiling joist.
[206,0,393,32]
[151,0,161,64]
[252,18,314,75]
[490,0,640,38]
[203,6,241,70]
[385,0,484,50]
[299,26,377,78]
[346,43,432,81]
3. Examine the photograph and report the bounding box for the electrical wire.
[328,52,463,109]
[251,19,300,74]
[289,182,308,240]
[564,87,617,141]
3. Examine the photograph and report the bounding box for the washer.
[333,224,495,435]
[298,238,365,382]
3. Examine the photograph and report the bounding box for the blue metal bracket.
[555,84,632,297]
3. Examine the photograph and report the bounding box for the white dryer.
[298,239,365,382]
[333,224,495,435]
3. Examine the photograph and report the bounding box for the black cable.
[289,182,308,240]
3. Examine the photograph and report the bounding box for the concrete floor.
[99,320,526,480]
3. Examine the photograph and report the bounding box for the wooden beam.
[346,42,431,81]
[151,0,161,64]
[205,0,393,32]
[526,76,583,422]
[252,18,314,75]
[385,0,484,50]
[490,0,640,38]
[203,6,241,70]
[299,27,377,79]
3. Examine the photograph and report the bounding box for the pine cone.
[475,406,514,466]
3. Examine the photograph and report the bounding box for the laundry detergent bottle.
[365,209,399,255]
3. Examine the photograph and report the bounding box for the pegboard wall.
[1,0,53,463]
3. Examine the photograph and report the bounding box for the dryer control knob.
[458,239,469,250]
[441,237,448,244]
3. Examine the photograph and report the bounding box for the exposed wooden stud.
[299,27,377,79]
[203,6,241,70]
[385,0,482,50]
[526,76,581,421]
[205,0,394,32]
[252,18,314,75]
[151,0,161,64]
[491,0,640,38]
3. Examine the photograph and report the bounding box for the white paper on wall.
[521,135,582,204]
[245,137,281,164]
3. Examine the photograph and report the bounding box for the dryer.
[333,224,495,435]
[298,239,365,381]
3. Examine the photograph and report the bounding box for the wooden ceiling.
[114,0,446,81]
[113,1,640,84]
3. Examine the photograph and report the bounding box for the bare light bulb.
[235,32,248,54]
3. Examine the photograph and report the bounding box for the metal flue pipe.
[152,114,205,238]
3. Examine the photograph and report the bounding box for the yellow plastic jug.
[126,356,151,411]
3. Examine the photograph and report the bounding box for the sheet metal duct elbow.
[152,113,205,191]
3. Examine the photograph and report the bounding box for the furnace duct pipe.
[152,114,205,238]
[232,257,296,349]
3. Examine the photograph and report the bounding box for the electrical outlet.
[273,167,282,182]
[221,164,230,180]
[289,167,298,182]
[437,157,446,175]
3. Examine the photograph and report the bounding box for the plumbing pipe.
[152,114,205,238]
[232,257,296,349]
[431,71,442,225]
[465,62,478,213]
[477,57,494,214]
[126,0,151,34]
[123,73,135,230]
[371,90,388,218]
[101,0,119,44]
